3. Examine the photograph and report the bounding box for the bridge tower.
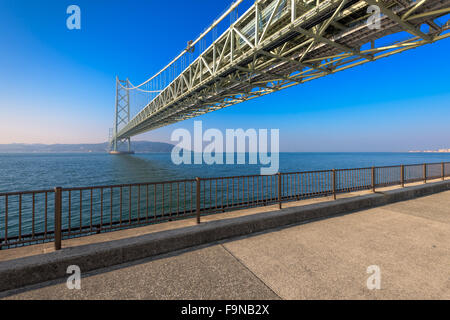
[109,77,134,154]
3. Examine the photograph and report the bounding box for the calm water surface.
[1,152,450,192]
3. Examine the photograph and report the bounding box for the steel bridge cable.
[117,0,244,91]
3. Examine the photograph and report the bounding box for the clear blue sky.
[0,0,449,151]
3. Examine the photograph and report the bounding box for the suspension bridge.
[109,0,450,153]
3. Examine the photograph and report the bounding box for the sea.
[1,152,450,192]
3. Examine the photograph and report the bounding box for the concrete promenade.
[1,185,450,299]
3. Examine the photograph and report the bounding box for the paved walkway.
[2,190,450,299]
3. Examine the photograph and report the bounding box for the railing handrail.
[61,178,197,192]
[0,189,54,197]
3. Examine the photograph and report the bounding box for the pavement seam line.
[219,243,283,300]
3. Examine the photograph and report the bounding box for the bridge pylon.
[109,77,134,155]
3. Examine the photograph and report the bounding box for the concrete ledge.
[1,180,449,292]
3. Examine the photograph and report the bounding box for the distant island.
[0,141,174,153]
[409,149,450,153]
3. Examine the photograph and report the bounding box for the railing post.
[371,166,376,193]
[401,165,405,187]
[196,177,201,224]
[423,163,427,183]
[332,169,336,200]
[278,172,282,209]
[54,187,62,250]
[442,162,445,181]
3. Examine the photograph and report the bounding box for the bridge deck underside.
[116,0,449,139]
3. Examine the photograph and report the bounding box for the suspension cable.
[117,0,244,91]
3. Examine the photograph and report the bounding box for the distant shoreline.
[0,141,174,153]
[0,151,173,154]
[409,150,450,153]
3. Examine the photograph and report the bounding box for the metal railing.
[1,161,449,250]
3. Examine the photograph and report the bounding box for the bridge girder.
[114,0,450,140]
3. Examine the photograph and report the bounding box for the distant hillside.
[0,141,174,153]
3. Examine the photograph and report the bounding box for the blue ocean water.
[1,152,450,192]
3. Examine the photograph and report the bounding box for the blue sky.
[0,0,449,151]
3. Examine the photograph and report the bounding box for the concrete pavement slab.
[1,244,280,300]
[383,191,450,224]
[223,194,450,299]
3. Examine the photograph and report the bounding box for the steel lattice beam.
[114,0,450,140]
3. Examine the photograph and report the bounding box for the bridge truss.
[111,0,450,144]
